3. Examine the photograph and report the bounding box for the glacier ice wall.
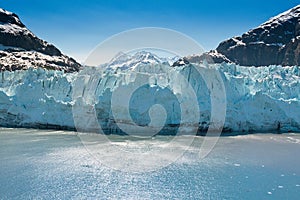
[0,64,300,134]
[0,68,75,129]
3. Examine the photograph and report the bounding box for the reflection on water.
[0,128,299,199]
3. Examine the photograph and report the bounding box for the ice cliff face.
[0,68,75,129]
[0,63,299,134]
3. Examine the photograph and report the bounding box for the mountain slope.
[212,5,300,66]
[0,8,81,72]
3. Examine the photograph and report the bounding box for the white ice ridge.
[0,63,300,133]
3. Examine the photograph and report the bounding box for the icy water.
[0,128,300,199]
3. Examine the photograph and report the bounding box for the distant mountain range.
[1,5,300,71]
[101,51,179,70]
[0,8,81,72]
[177,5,300,67]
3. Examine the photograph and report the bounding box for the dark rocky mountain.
[0,8,81,72]
[176,5,300,67]
[215,5,300,66]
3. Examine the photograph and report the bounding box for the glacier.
[0,63,300,134]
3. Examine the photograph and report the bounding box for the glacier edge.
[0,63,300,134]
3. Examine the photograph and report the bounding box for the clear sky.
[0,0,299,62]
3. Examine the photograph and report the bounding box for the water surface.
[0,128,299,199]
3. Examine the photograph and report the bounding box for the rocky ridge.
[0,8,81,72]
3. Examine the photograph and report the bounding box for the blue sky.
[0,0,299,62]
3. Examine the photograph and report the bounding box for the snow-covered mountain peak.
[133,51,162,63]
[261,5,300,28]
[108,51,131,65]
[104,51,177,70]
